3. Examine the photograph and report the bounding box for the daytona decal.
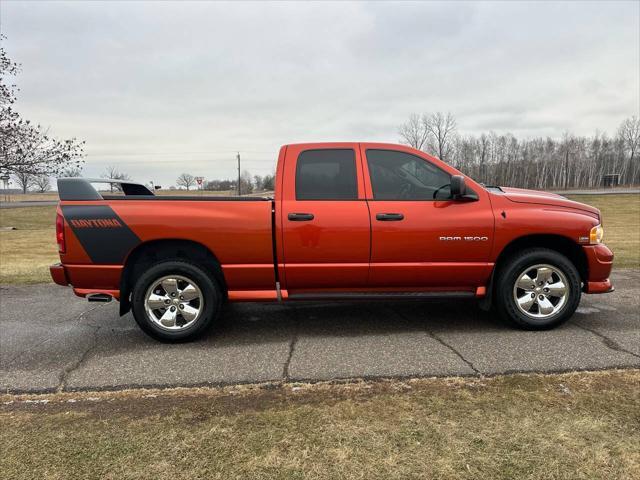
[61,205,140,264]
[69,218,123,228]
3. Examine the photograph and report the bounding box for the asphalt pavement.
[1,270,638,393]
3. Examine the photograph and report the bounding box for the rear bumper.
[582,244,614,294]
[50,263,122,299]
[50,263,69,286]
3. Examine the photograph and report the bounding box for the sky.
[1,1,639,187]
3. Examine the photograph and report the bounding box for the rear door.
[280,144,370,290]
[362,145,495,289]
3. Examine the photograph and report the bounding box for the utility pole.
[237,152,241,196]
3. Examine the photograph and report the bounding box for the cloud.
[2,1,638,185]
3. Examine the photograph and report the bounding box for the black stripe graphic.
[62,205,140,264]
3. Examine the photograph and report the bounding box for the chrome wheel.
[144,275,203,330]
[512,264,569,319]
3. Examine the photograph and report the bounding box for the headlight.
[589,225,604,244]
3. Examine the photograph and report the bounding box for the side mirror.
[450,175,478,201]
[450,175,466,198]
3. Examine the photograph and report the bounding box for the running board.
[287,291,476,301]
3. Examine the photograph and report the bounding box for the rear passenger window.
[295,149,358,200]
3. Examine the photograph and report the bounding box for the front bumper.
[582,244,614,294]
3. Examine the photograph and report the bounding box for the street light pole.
[237,152,241,196]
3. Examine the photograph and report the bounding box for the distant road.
[555,188,639,195]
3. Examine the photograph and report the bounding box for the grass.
[0,206,58,284]
[0,194,637,285]
[1,370,639,479]
[566,194,640,268]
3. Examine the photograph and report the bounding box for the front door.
[362,145,494,289]
[281,145,371,290]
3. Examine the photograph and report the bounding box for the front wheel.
[495,248,581,330]
[131,260,222,342]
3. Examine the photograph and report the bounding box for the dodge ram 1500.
[51,143,614,341]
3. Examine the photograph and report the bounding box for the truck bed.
[56,178,277,297]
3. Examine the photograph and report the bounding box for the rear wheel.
[495,248,581,330]
[131,260,222,342]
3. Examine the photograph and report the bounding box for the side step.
[287,291,476,301]
[86,293,113,303]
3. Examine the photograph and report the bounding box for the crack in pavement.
[572,321,640,360]
[424,328,482,376]
[56,323,102,393]
[385,306,482,376]
[281,306,299,382]
[5,304,104,367]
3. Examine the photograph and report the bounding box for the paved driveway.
[1,270,638,393]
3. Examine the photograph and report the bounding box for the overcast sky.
[1,1,639,187]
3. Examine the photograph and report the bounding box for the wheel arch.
[119,239,227,316]
[481,234,588,311]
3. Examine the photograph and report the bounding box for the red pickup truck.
[51,143,614,342]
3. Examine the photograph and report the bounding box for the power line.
[86,158,276,165]
[85,150,275,157]
[237,152,241,196]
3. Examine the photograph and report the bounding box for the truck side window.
[366,149,451,200]
[296,149,358,200]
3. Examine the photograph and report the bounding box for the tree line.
[175,171,275,194]
[399,112,639,189]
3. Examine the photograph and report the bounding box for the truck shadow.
[201,299,506,345]
[87,299,509,358]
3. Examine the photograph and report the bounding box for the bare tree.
[253,175,263,191]
[619,116,640,161]
[619,116,640,184]
[1,36,85,176]
[240,170,254,194]
[425,112,457,161]
[57,166,83,178]
[102,165,131,192]
[177,173,196,190]
[12,171,34,194]
[33,174,51,193]
[399,113,430,150]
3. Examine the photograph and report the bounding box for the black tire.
[495,248,581,330]
[131,260,222,342]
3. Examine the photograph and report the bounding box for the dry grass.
[1,370,639,480]
[566,193,640,268]
[0,192,58,202]
[0,195,637,285]
[0,206,58,284]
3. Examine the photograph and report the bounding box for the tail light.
[56,210,66,253]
